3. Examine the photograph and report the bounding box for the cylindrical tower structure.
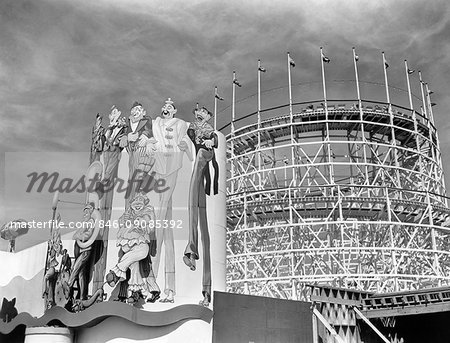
[225,79,450,300]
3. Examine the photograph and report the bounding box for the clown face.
[130,105,146,123]
[95,115,102,129]
[109,107,122,124]
[195,108,212,124]
[130,195,147,212]
[83,206,93,221]
[161,101,177,119]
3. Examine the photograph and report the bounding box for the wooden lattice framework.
[225,98,450,300]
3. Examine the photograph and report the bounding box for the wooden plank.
[361,302,450,318]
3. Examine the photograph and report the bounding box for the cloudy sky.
[1,0,450,248]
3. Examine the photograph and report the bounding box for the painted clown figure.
[103,105,127,184]
[151,98,192,303]
[106,193,160,303]
[183,106,219,307]
[119,102,154,208]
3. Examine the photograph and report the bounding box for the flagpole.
[405,61,424,191]
[232,72,236,130]
[257,59,262,186]
[353,47,369,186]
[383,51,401,189]
[231,71,236,193]
[382,52,391,106]
[320,47,328,114]
[320,47,333,190]
[418,71,427,119]
[287,52,293,120]
[352,47,362,108]
[425,83,435,124]
[287,52,295,187]
[404,60,413,110]
[214,86,218,131]
[257,59,262,127]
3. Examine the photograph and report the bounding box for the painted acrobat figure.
[183,106,219,307]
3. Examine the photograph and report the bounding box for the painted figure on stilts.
[183,106,219,307]
[151,98,192,303]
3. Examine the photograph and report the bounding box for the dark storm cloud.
[1,0,450,224]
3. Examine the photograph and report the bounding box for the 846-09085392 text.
[97,219,183,229]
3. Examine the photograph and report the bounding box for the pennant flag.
[233,78,242,87]
[384,61,389,69]
[429,90,434,95]
[431,102,437,107]
[289,55,296,67]
[258,66,267,72]
[321,52,331,63]
[355,54,359,62]
[407,68,415,74]
[215,92,224,101]
[307,104,314,110]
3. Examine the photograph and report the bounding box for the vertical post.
[320,47,333,190]
[353,47,370,187]
[257,60,262,127]
[312,309,319,343]
[426,82,445,201]
[419,71,427,119]
[287,52,293,120]
[425,83,435,125]
[382,52,391,105]
[320,47,328,116]
[382,52,401,189]
[406,62,425,192]
[243,192,249,294]
[287,52,296,186]
[257,60,263,188]
[214,86,218,131]
[231,72,236,194]
[404,60,414,110]
[427,192,440,286]
[43,191,59,310]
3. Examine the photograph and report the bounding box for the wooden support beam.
[312,308,346,343]
[353,307,390,343]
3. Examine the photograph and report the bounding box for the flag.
[408,68,415,74]
[289,55,296,67]
[431,102,437,107]
[384,61,389,69]
[215,92,224,101]
[321,52,330,63]
[355,54,359,62]
[233,78,242,87]
[429,90,434,95]
[258,66,266,72]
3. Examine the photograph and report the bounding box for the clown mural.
[36,97,224,316]
[183,106,219,307]
[150,98,193,303]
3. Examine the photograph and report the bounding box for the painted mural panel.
[0,101,226,342]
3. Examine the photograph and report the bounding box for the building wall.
[212,292,313,343]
